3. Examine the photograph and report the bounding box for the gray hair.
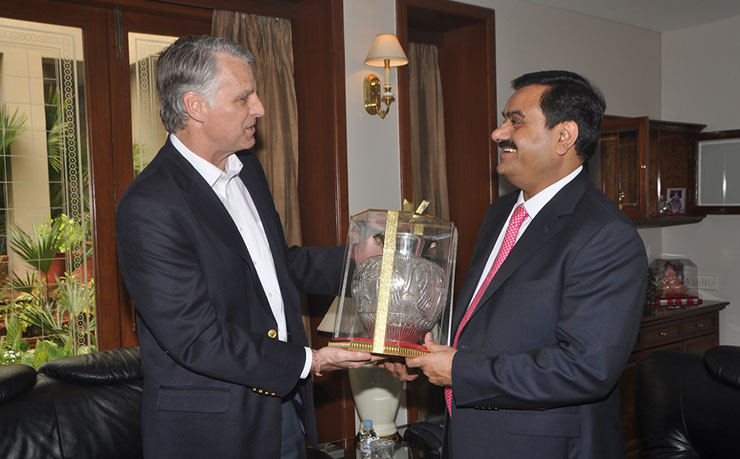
[156,35,255,133]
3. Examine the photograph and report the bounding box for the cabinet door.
[594,117,649,218]
[695,129,740,214]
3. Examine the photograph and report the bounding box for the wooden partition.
[395,0,497,424]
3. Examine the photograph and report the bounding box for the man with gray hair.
[116,35,373,459]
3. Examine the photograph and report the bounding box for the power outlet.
[698,273,718,290]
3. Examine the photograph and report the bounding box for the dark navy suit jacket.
[446,170,647,458]
[116,139,343,458]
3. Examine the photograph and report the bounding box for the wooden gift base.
[329,337,429,358]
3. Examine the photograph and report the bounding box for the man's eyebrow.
[241,87,256,97]
[502,109,525,119]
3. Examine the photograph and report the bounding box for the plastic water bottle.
[358,419,378,458]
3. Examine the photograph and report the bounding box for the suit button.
[252,388,257,392]
[268,329,277,339]
[258,389,264,394]
[271,392,276,396]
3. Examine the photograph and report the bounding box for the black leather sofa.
[635,346,740,458]
[0,346,143,459]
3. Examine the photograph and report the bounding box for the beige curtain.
[212,11,302,246]
[409,42,449,220]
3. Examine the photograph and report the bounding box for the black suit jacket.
[116,139,344,458]
[446,170,647,458]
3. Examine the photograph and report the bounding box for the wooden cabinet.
[595,117,649,219]
[621,301,728,456]
[592,116,707,226]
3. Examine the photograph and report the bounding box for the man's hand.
[377,358,420,381]
[405,332,456,387]
[312,347,381,375]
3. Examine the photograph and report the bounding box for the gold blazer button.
[268,329,277,339]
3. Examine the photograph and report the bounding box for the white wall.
[343,0,402,215]
[662,15,740,131]
[661,16,740,344]
[463,0,662,122]
[637,227,662,261]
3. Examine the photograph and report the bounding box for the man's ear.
[183,91,207,123]
[556,120,579,156]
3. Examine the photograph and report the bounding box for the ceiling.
[525,0,740,32]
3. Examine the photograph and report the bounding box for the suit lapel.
[176,158,252,265]
[162,142,272,316]
[458,171,590,331]
[452,194,517,328]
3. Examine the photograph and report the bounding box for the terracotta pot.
[43,252,66,284]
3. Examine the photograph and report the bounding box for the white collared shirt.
[171,134,312,378]
[470,166,583,306]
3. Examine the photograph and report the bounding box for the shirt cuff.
[300,346,312,379]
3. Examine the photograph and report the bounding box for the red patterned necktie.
[445,204,529,416]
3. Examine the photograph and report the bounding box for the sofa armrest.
[38,346,141,383]
[703,345,740,387]
[0,365,36,405]
[636,350,698,459]
[637,348,740,459]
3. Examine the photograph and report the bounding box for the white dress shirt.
[470,166,583,307]
[171,134,313,378]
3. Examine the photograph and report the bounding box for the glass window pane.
[129,32,177,176]
[0,17,95,367]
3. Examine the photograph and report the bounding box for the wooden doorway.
[396,0,497,424]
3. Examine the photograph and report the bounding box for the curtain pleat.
[409,42,449,220]
[212,11,302,246]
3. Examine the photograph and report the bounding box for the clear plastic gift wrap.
[647,257,701,307]
[330,209,457,357]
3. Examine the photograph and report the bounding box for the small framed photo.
[666,187,686,214]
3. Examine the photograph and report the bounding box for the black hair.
[512,70,606,160]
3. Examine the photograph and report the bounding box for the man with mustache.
[116,35,374,459]
[383,70,647,458]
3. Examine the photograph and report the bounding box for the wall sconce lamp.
[364,33,408,119]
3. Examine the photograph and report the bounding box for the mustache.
[498,140,517,150]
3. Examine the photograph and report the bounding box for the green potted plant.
[9,217,64,281]
[0,272,96,368]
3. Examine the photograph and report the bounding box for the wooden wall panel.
[396,0,496,425]
[293,0,355,447]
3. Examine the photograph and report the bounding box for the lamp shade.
[364,33,408,67]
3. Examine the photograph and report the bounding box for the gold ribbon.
[401,199,430,215]
[372,210,398,353]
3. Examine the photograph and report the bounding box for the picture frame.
[666,187,687,215]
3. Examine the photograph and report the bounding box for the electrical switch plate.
[698,273,718,290]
